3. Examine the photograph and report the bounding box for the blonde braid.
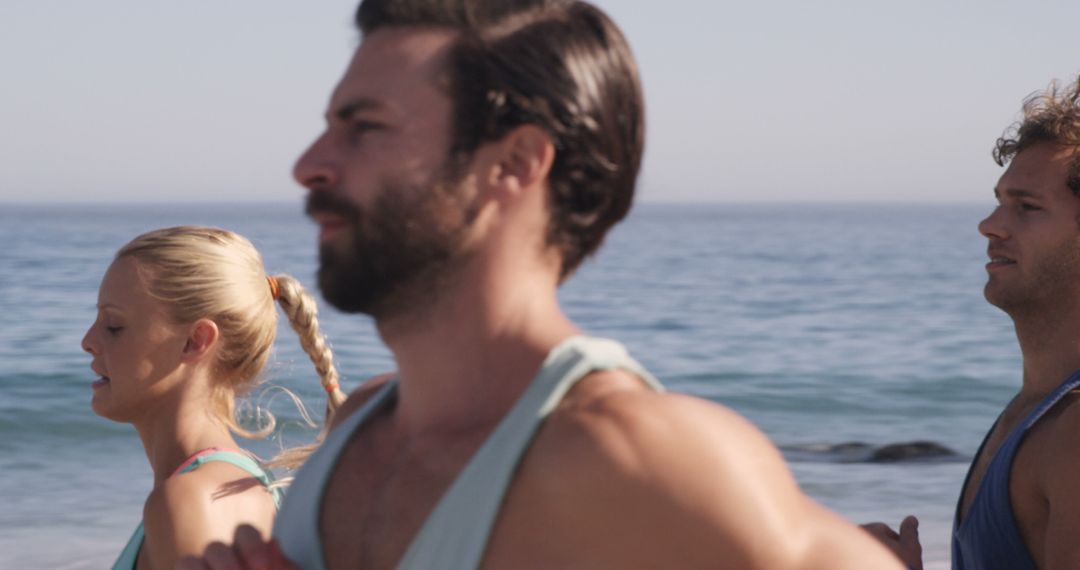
[271,274,348,416]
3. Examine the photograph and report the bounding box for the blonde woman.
[81,226,345,570]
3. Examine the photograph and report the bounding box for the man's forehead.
[996,144,1077,195]
[328,27,457,112]
[1013,142,1079,167]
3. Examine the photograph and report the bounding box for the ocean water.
[0,201,1015,568]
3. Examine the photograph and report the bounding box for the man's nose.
[293,132,339,191]
[978,206,1009,240]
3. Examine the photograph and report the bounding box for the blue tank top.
[274,336,663,570]
[952,369,1080,570]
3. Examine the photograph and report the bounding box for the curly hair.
[994,75,1080,196]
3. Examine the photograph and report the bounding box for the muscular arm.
[499,389,903,569]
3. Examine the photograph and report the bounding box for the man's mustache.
[305,191,361,223]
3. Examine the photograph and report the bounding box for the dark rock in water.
[781,440,963,464]
[817,442,873,455]
[781,441,875,463]
[869,441,958,463]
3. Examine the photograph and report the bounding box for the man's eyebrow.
[1001,188,1040,199]
[327,98,386,123]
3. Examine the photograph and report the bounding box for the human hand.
[175,524,297,570]
[861,515,922,570]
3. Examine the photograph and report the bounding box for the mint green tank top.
[111,449,282,570]
[274,335,664,570]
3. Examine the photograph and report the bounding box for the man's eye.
[106,326,124,335]
[350,121,382,135]
[1020,203,1041,212]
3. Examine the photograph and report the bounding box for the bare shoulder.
[328,372,396,431]
[505,371,901,568]
[142,462,275,567]
[1049,389,1080,432]
[1037,391,1080,473]
[543,369,777,470]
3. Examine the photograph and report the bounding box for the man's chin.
[984,283,1036,315]
[983,284,1007,309]
[318,266,369,314]
[317,247,364,313]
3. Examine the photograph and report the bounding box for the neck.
[1013,307,1080,397]
[376,256,578,437]
[131,378,239,485]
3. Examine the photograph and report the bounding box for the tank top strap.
[273,379,399,569]
[177,449,264,478]
[175,449,282,507]
[1020,368,1080,431]
[397,336,663,570]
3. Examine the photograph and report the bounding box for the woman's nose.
[81,326,97,355]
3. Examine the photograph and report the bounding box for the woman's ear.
[181,318,220,363]
[493,124,556,195]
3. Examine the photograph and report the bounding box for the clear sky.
[2,0,1079,204]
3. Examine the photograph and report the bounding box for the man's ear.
[492,124,555,196]
[181,318,220,363]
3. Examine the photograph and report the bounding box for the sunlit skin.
[84,258,189,423]
[866,143,1080,569]
[182,26,901,570]
[82,257,276,569]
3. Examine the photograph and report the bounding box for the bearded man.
[184,1,900,568]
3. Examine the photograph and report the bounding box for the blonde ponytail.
[262,274,349,473]
[271,274,348,416]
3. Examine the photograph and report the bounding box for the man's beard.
[986,235,1080,316]
[306,175,476,320]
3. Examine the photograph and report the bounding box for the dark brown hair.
[994,75,1080,196]
[356,0,645,278]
